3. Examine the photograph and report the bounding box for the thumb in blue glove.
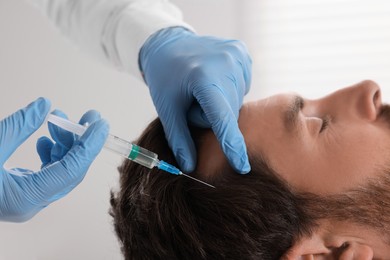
[0,98,109,222]
[140,27,252,174]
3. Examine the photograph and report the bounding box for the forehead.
[239,94,297,153]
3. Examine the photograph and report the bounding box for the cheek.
[263,124,390,194]
[330,123,390,166]
[330,126,390,181]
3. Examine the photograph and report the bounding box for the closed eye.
[320,115,331,133]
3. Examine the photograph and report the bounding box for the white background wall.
[241,0,390,98]
[1,0,390,259]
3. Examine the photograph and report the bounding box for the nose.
[324,80,382,121]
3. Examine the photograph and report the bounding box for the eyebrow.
[284,95,304,134]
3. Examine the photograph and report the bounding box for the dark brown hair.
[110,119,313,259]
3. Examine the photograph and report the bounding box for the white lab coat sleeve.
[30,0,194,81]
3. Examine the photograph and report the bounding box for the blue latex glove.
[0,98,109,222]
[140,27,252,173]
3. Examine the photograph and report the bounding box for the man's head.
[111,80,390,258]
[110,119,314,259]
[198,80,390,258]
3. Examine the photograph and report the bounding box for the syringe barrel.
[46,114,159,169]
[104,135,158,169]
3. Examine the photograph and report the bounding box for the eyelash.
[320,115,330,133]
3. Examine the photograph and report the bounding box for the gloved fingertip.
[34,97,51,112]
[36,136,53,147]
[239,161,251,174]
[27,98,51,128]
[50,109,67,118]
[179,159,196,173]
[222,134,251,174]
[36,136,54,166]
[36,136,53,155]
[233,150,251,174]
[81,118,109,142]
[27,97,51,125]
[228,148,251,174]
[95,118,109,133]
[174,148,197,173]
[79,110,101,125]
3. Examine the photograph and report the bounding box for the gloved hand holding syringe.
[47,114,215,188]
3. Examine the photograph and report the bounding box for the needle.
[180,172,216,188]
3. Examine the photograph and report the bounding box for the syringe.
[46,114,215,189]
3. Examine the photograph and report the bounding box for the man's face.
[236,80,390,258]
[197,80,390,257]
[239,80,390,195]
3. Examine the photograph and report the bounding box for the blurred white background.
[0,0,390,259]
